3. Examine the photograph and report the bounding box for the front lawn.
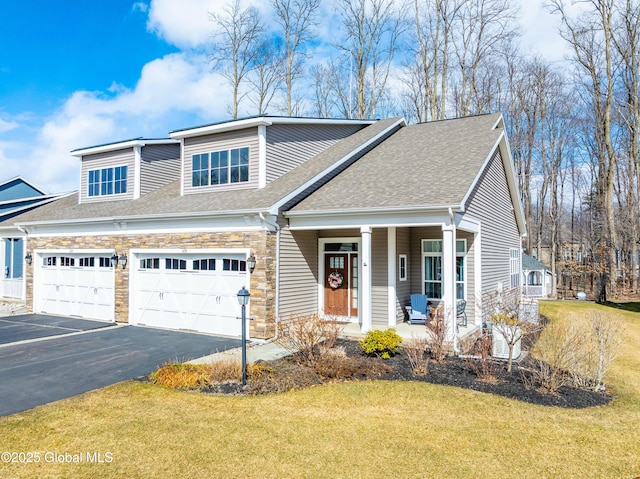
[1,301,639,479]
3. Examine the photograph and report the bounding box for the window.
[422,239,466,300]
[510,248,521,288]
[140,258,160,269]
[3,238,23,279]
[79,257,95,267]
[399,254,407,281]
[99,257,112,268]
[192,147,249,187]
[223,259,246,272]
[60,256,75,267]
[193,259,216,271]
[88,166,128,197]
[165,258,187,270]
[43,256,57,267]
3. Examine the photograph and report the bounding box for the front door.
[324,253,358,317]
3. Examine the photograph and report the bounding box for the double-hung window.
[88,166,128,197]
[510,248,521,288]
[192,147,249,187]
[422,239,466,300]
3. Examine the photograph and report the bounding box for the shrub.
[426,306,447,362]
[360,328,403,359]
[403,335,429,376]
[150,363,212,389]
[276,314,345,365]
[461,332,499,383]
[313,346,392,379]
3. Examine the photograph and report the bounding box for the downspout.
[16,225,29,303]
[259,212,281,339]
[449,207,460,354]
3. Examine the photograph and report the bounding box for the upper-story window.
[88,166,128,197]
[192,147,249,187]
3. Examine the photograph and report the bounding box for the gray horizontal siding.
[278,228,318,318]
[371,228,389,326]
[396,227,411,321]
[140,144,181,196]
[465,149,521,293]
[182,128,259,195]
[265,124,366,183]
[80,148,135,203]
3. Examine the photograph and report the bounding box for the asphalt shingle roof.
[1,117,401,226]
[288,113,503,213]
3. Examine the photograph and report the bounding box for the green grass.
[1,301,639,478]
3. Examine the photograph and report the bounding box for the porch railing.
[522,284,545,298]
[1,279,23,299]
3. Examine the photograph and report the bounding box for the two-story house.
[0,114,526,342]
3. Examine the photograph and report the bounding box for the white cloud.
[0,118,18,133]
[147,0,274,49]
[132,2,149,13]
[0,52,233,193]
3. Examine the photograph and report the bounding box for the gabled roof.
[287,113,503,213]
[0,176,47,200]
[2,118,403,227]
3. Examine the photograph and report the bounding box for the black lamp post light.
[236,286,251,386]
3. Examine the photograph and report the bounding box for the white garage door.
[36,253,115,321]
[132,253,248,337]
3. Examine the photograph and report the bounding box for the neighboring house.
[0,177,67,299]
[522,252,553,299]
[0,114,526,342]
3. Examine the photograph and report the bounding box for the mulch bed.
[199,339,613,409]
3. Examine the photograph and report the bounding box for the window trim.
[88,165,128,197]
[422,239,467,300]
[398,254,407,282]
[510,248,521,289]
[191,147,249,188]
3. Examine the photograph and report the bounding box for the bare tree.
[549,0,620,298]
[247,38,284,115]
[209,0,264,119]
[336,0,407,119]
[272,0,320,116]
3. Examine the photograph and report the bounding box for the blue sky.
[0,0,566,194]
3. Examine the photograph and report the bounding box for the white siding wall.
[182,128,260,195]
[80,148,135,203]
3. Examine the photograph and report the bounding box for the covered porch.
[281,211,483,344]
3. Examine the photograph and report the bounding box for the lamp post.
[236,286,250,386]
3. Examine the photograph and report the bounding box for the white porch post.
[441,223,456,341]
[474,226,482,326]
[388,227,397,327]
[361,226,373,333]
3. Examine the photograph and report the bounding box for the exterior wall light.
[118,253,128,269]
[110,253,119,268]
[25,253,33,265]
[247,254,256,273]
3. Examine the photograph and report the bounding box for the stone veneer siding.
[25,231,277,339]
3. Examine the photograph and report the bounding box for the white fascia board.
[269,117,406,215]
[71,139,178,157]
[20,215,271,238]
[170,118,273,139]
[0,194,59,207]
[0,193,74,220]
[288,209,454,230]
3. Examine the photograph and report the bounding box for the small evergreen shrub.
[360,328,403,359]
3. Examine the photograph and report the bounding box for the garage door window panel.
[223,259,246,272]
[166,258,186,270]
[193,259,216,271]
[60,257,75,267]
[140,258,160,269]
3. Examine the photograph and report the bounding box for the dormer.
[71,138,180,204]
[169,116,374,196]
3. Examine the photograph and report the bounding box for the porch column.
[388,227,397,327]
[441,223,456,341]
[361,226,372,333]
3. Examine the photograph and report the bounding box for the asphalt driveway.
[0,315,241,417]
